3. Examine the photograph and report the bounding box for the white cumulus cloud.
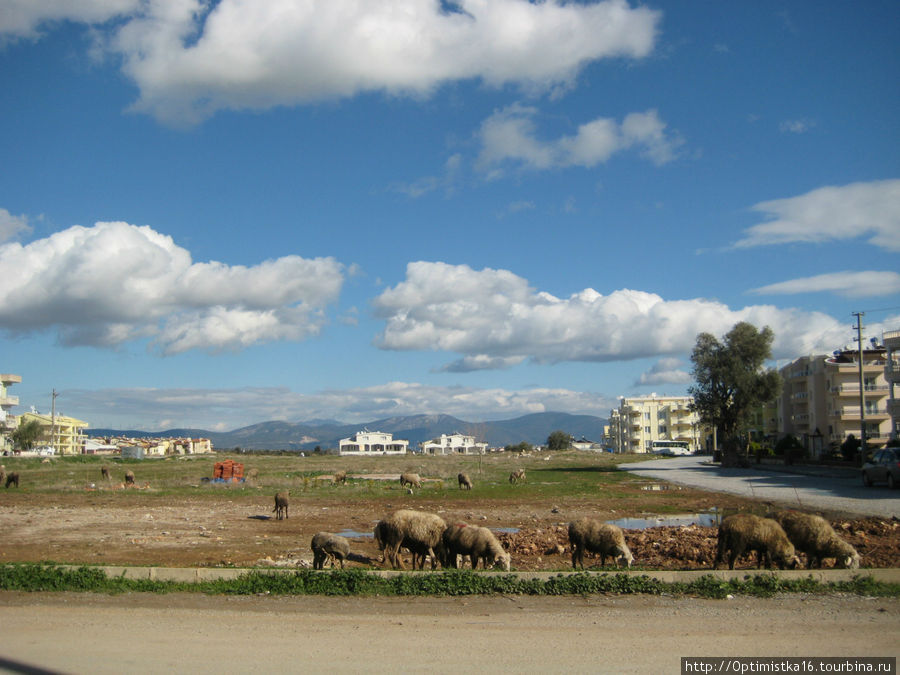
[18,0,661,125]
[734,179,900,252]
[0,221,347,354]
[373,262,850,369]
[477,105,682,174]
[750,271,900,298]
[0,208,31,243]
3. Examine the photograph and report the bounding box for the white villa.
[420,433,488,456]
[339,429,409,456]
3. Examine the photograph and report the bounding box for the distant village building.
[339,430,408,455]
[87,436,214,456]
[571,437,603,452]
[420,433,487,456]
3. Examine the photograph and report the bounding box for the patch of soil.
[0,491,897,571]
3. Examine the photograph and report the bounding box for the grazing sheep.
[333,470,347,485]
[399,472,422,489]
[378,509,446,570]
[442,523,511,571]
[714,513,798,570]
[457,472,473,490]
[0,466,5,485]
[374,520,431,569]
[124,470,135,486]
[101,466,110,481]
[311,532,351,569]
[5,471,19,488]
[273,492,289,520]
[509,468,526,484]
[246,467,259,480]
[568,518,633,569]
[774,510,860,569]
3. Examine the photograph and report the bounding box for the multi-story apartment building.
[18,410,89,456]
[1,373,21,453]
[778,344,893,456]
[883,330,900,441]
[607,395,705,454]
[338,429,408,455]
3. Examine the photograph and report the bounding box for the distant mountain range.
[90,411,609,451]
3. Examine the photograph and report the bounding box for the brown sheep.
[568,518,633,569]
[101,466,111,481]
[442,523,511,571]
[311,532,351,569]
[457,472,473,490]
[509,468,526,484]
[246,467,259,480]
[333,470,347,485]
[272,492,289,520]
[773,510,860,569]
[715,513,798,570]
[377,509,446,570]
[399,472,421,489]
[124,470,135,486]
[5,471,19,488]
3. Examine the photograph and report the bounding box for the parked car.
[861,447,900,488]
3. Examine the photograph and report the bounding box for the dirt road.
[1,592,897,674]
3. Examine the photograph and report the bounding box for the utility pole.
[50,389,58,456]
[853,313,867,467]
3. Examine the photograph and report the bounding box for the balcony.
[0,395,18,407]
[831,407,890,420]
[831,384,889,396]
[791,391,809,400]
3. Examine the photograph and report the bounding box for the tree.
[11,419,43,452]
[689,322,782,467]
[547,430,572,451]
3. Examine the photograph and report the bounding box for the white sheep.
[568,518,633,569]
[442,523,511,571]
[509,469,526,485]
[377,509,446,570]
[399,473,422,489]
[773,510,860,569]
[715,513,798,570]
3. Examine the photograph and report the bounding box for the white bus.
[649,440,692,456]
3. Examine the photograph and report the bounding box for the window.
[658,426,667,435]
[644,412,651,420]
[644,426,651,434]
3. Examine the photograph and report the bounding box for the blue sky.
[1,0,898,431]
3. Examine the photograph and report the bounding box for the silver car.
[861,447,900,489]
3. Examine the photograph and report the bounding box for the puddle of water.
[491,527,520,534]
[336,529,374,539]
[606,512,720,530]
[640,484,682,491]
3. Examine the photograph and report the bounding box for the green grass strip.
[1,564,897,598]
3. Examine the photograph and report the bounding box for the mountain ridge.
[90,411,608,451]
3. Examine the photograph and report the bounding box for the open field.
[1,451,897,571]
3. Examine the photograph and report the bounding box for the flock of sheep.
[284,470,861,572]
[3,463,861,572]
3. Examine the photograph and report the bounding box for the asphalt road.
[619,455,900,518]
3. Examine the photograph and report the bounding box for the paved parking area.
[619,455,900,518]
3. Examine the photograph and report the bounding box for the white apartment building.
[778,344,894,456]
[339,429,409,455]
[607,395,704,454]
[420,433,487,455]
